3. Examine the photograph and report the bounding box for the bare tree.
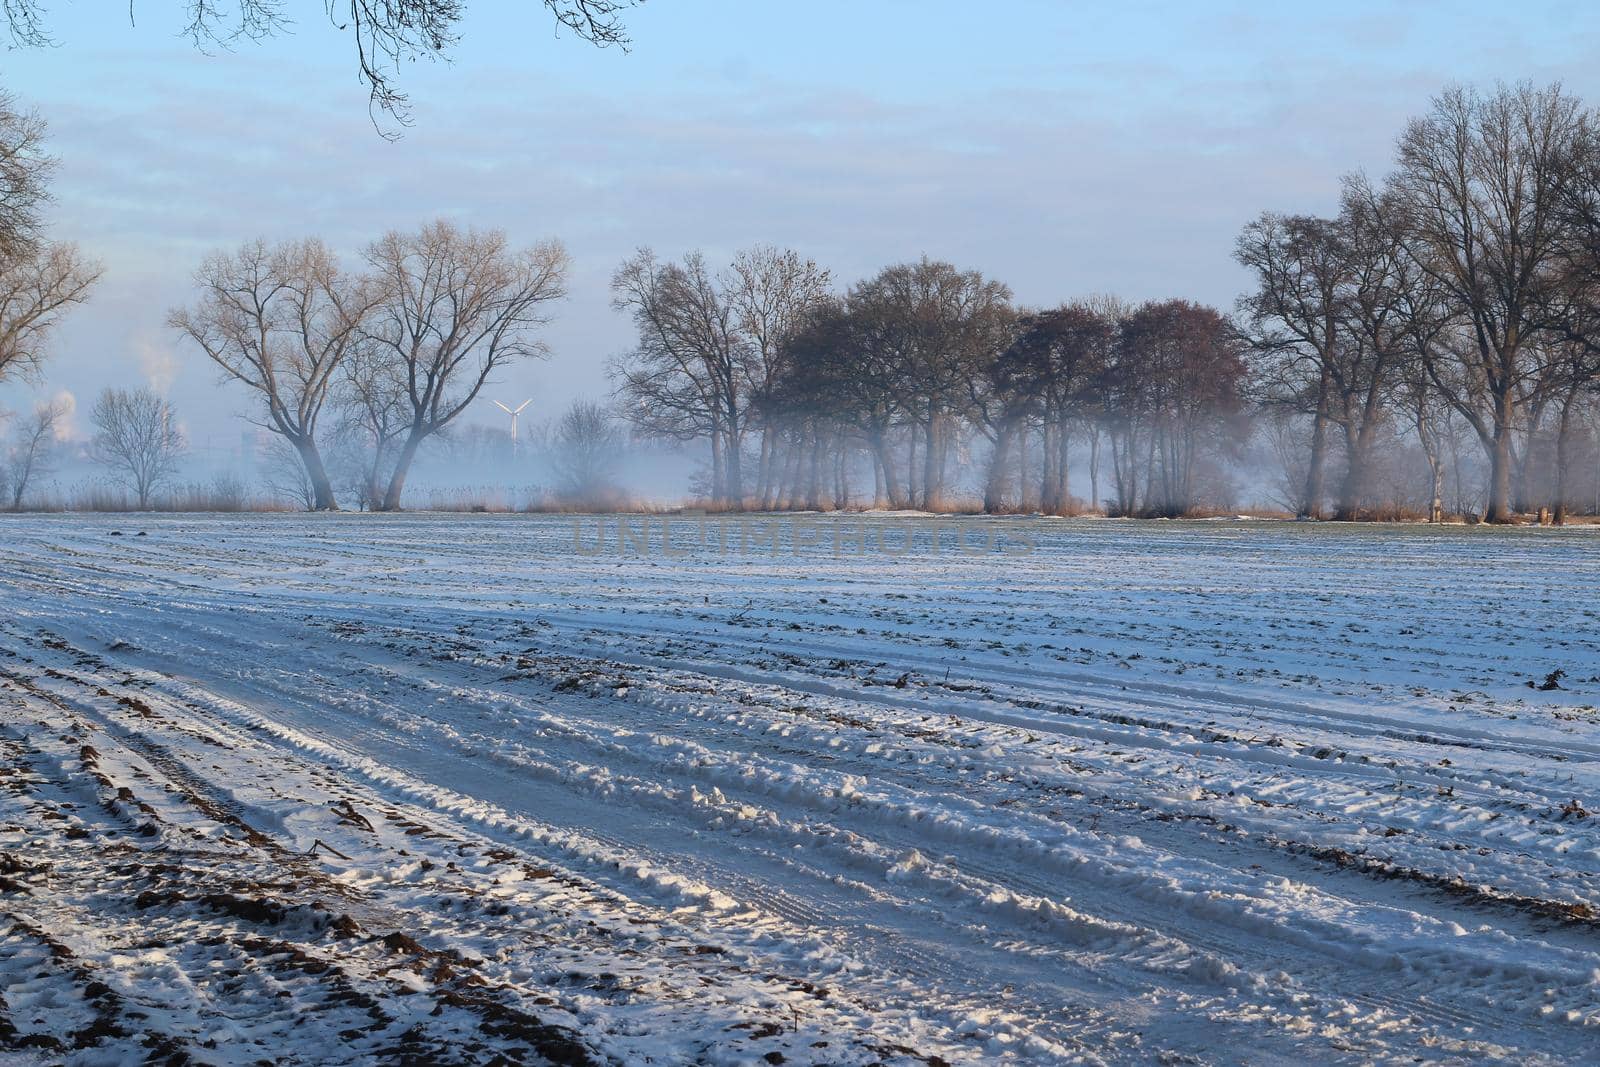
[850,258,1012,510]
[727,246,832,508]
[1539,115,1600,522]
[1540,340,1600,523]
[1108,301,1248,517]
[2,397,65,509]
[1384,82,1588,522]
[0,243,102,384]
[1235,212,1348,518]
[550,399,623,504]
[331,336,410,509]
[4,2,636,134]
[170,238,378,510]
[363,220,568,510]
[612,249,749,506]
[1324,187,1412,520]
[970,311,1032,513]
[0,88,50,261]
[91,387,185,508]
[768,296,910,508]
[0,89,100,385]
[992,304,1111,515]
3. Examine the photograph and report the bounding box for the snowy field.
[2,514,1599,1065]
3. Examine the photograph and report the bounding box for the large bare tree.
[1384,82,1588,522]
[91,387,185,509]
[363,220,568,510]
[1539,115,1600,522]
[170,238,380,510]
[768,295,910,508]
[1107,301,1248,517]
[1323,187,1413,520]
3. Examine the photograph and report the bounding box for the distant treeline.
[7,82,1600,520]
[609,83,1600,524]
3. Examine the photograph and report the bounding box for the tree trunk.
[805,433,823,510]
[1512,402,1545,516]
[1088,425,1100,512]
[1054,420,1071,515]
[1417,403,1443,524]
[725,428,745,508]
[1143,425,1159,517]
[1333,456,1365,522]
[380,429,427,511]
[1110,427,1139,517]
[786,437,804,508]
[1554,389,1577,526]
[1017,425,1031,511]
[757,428,775,510]
[984,418,1016,514]
[1333,424,1375,522]
[1429,455,1445,524]
[907,427,921,509]
[773,439,789,508]
[1301,372,1332,519]
[1039,422,1057,514]
[868,429,904,508]
[834,446,849,510]
[1447,420,1466,518]
[293,435,339,511]
[710,432,725,506]
[922,416,942,512]
[771,438,787,509]
[1485,424,1515,524]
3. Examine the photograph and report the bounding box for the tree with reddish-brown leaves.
[987,304,1113,515]
[1106,300,1249,517]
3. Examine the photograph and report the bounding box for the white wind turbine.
[494,399,532,454]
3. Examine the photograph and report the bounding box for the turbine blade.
[493,401,512,413]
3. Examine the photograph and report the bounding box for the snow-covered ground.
[2,514,1599,1065]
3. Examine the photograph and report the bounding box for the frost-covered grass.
[1,514,1598,1064]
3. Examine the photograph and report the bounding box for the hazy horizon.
[4,1,1599,457]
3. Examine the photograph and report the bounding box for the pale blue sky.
[5,1,1600,453]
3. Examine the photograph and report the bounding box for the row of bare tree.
[611,249,1254,516]
[1236,82,1600,523]
[610,82,1600,522]
[10,77,1600,519]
